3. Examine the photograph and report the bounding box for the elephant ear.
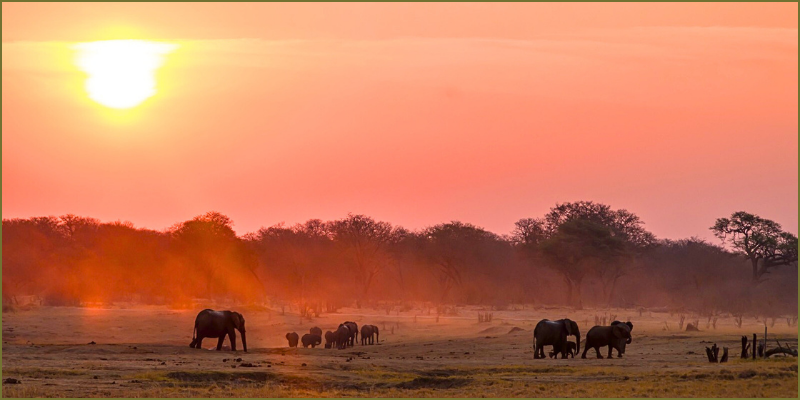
[564,319,574,336]
[613,325,624,339]
[614,324,631,339]
[231,312,243,330]
[626,321,634,331]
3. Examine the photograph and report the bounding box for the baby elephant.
[285,332,299,348]
[310,327,323,337]
[549,341,577,358]
[302,333,322,348]
[324,331,336,349]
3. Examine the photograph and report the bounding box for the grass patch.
[395,377,472,390]
[2,367,87,378]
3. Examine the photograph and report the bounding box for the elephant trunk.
[575,331,581,356]
[241,331,248,352]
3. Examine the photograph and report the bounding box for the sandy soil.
[2,305,797,397]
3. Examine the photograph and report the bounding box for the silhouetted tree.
[328,214,404,298]
[171,211,261,300]
[540,219,627,308]
[711,211,798,283]
[417,221,508,303]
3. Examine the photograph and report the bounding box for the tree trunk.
[564,278,573,307]
[607,277,619,306]
[765,347,798,358]
[741,336,749,359]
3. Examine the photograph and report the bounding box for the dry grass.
[2,305,797,398]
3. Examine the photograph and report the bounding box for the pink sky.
[2,2,797,239]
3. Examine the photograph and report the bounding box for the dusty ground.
[2,305,797,397]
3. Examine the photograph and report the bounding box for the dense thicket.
[2,203,797,316]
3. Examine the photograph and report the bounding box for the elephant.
[360,324,378,345]
[301,333,322,348]
[343,321,358,346]
[310,327,323,337]
[286,332,299,348]
[609,320,633,357]
[581,321,633,359]
[189,309,247,352]
[533,318,580,359]
[334,325,351,349]
[549,341,577,358]
[324,330,335,349]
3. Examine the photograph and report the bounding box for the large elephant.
[360,325,377,345]
[343,321,358,346]
[285,332,299,348]
[189,309,247,352]
[581,321,633,359]
[533,319,580,359]
[334,325,351,349]
[310,327,323,337]
[302,333,322,348]
[324,330,336,349]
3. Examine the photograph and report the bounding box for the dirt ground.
[2,305,797,398]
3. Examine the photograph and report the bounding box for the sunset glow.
[73,40,178,109]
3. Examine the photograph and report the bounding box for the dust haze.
[2,202,798,397]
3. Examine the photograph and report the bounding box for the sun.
[73,40,178,109]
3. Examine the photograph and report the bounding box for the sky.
[2,2,798,240]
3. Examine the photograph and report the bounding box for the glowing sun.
[73,40,178,109]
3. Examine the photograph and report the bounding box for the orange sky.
[2,2,797,239]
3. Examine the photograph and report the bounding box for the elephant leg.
[229,331,237,351]
[195,336,205,349]
[607,346,613,359]
[216,337,225,351]
[595,346,603,359]
[190,338,197,348]
[581,346,588,359]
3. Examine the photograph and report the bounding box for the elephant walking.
[302,333,322,348]
[189,309,247,352]
[334,325,351,349]
[324,330,335,349]
[343,321,358,346]
[360,324,378,345]
[285,332,299,348]
[533,318,580,359]
[582,321,633,359]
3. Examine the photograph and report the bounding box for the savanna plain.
[2,304,797,398]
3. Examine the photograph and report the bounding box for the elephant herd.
[533,318,634,359]
[286,321,380,349]
[188,309,632,360]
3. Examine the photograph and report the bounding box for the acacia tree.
[514,201,655,305]
[710,211,798,283]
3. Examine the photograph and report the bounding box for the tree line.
[2,202,797,316]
